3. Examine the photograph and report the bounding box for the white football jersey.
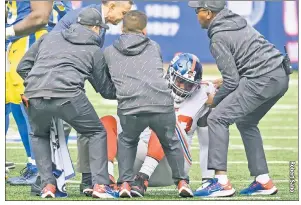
[113,82,215,168]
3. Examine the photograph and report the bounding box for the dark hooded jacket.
[104,33,174,115]
[17,24,116,99]
[208,8,284,105]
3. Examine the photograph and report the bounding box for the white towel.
[50,117,75,197]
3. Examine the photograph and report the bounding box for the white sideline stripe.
[12,161,297,166]
[267,111,297,114]
[272,104,298,110]
[261,118,295,122]
[231,126,298,130]
[190,146,297,151]
[192,136,298,143]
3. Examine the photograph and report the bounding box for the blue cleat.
[240,180,278,196]
[194,178,236,197]
[8,163,38,186]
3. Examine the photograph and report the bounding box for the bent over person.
[17,8,117,199]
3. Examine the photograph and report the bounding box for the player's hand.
[205,92,215,107]
[211,78,223,89]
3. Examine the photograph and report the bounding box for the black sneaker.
[31,175,42,196]
[130,172,149,197]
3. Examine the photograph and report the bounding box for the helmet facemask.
[168,69,200,103]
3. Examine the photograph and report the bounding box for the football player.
[80,53,216,197]
[6,1,72,185]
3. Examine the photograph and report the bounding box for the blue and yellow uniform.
[5,1,72,184]
[48,1,72,31]
[5,1,72,104]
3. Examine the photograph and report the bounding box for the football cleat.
[119,182,132,198]
[178,180,193,197]
[9,163,38,186]
[194,178,235,197]
[240,180,278,195]
[131,172,149,197]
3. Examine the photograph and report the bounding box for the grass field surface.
[5,65,299,201]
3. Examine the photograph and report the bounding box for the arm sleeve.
[210,41,240,106]
[52,8,80,31]
[16,34,46,80]
[91,51,117,100]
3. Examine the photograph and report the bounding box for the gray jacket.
[208,8,284,106]
[17,24,116,99]
[104,33,174,115]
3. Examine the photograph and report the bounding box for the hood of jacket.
[208,8,247,39]
[61,23,102,46]
[113,33,150,56]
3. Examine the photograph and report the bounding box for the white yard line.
[272,105,298,110]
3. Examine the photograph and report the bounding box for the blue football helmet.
[166,53,203,103]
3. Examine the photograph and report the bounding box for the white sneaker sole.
[207,188,236,197]
[92,191,115,198]
[119,189,132,198]
[179,187,194,197]
[41,191,55,198]
[250,186,278,195]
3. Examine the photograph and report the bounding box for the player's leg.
[5,103,16,174]
[11,104,32,161]
[131,131,165,197]
[5,103,11,135]
[149,112,193,197]
[6,35,35,185]
[9,103,38,185]
[100,115,118,181]
[194,126,215,194]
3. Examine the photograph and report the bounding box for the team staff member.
[17,8,117,199]
[51,0,133,191]
[189,0,289,197]
[104,10,193,198]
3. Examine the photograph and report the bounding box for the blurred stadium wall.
[71,1,298,70]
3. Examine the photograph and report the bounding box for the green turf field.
[5,65,299,201]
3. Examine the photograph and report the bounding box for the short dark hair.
[123,10,147,33]
[102,0,134,6]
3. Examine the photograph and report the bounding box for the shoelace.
[24,169,36,179]
[19,166,30,178]
[203,179,220,191]
[249,181,260,190]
